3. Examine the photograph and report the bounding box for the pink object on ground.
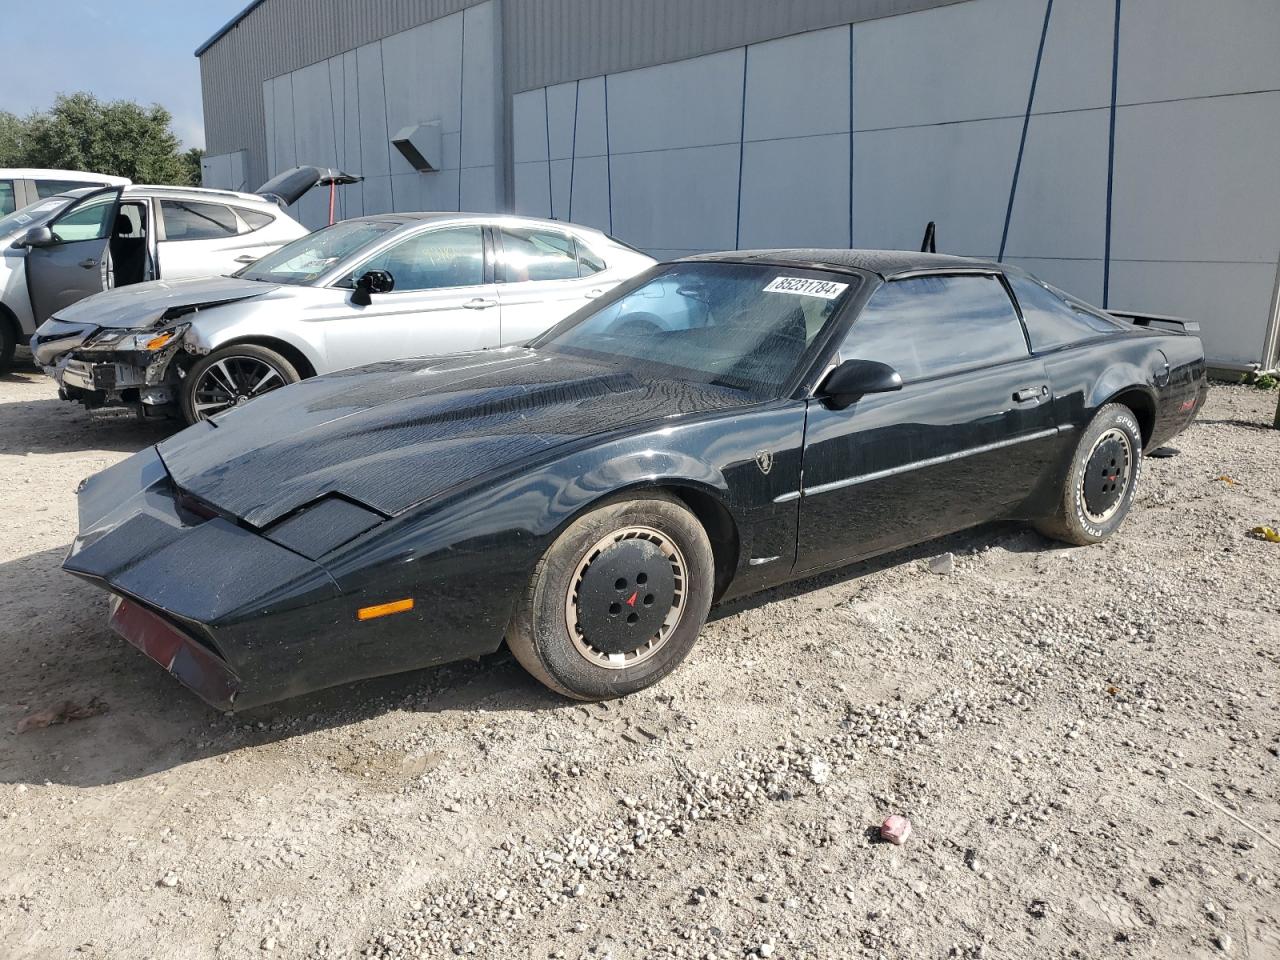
[880,815,913,845]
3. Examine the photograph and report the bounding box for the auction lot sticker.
[763,276,848,299]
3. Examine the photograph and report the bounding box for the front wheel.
[506,494,715,700]
[180,344,300,424]
[1035,403,1143,545]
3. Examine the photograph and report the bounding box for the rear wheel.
[180,344,300,424]
[1035,402,1143,545]
[507,494,714,700]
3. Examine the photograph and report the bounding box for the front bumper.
[52,348,181,413]
[59,357,146,393]
[64,447,346,710]
[108,594,242,710]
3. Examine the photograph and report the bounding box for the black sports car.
[65,250,1206,710]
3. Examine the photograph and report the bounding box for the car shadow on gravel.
[710,519,1046,623]
[0,395,173,455]
[0,547,567,789]
[0,522,1054,789]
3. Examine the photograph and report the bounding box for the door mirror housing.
[818,358,903,409]
[20,225,56,249]
[350,269,395,306]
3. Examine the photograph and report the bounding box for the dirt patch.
[1,367,1278,959]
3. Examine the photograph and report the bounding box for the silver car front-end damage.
[51,326,190,419]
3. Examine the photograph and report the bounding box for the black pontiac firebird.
[65,250,1206,710]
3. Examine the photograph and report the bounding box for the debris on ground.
[880,815,913,845]
[1249,525,1280,543]
[14,696,109,734]
[927,552,955,575]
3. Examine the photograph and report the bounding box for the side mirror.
[350,269,395,306]
[20,225,55,248]
[818,358,903,410]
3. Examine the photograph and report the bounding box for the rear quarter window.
[841,274,1028,382]
[237,208,276,232]
[1009,275,1124,352]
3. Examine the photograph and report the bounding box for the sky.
[6,1,250,149]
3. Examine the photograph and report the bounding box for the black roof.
[686,248,999,279]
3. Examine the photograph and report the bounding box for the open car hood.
[157,348,753,529]
[51,276,278,330]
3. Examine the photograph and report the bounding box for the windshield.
[235,219,398,285]
[0,196,74,238]
[534,262,857,394]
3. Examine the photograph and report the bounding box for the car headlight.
[85,323,190,353]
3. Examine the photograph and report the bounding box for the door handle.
[234,254,259,264]
[1013,385,1048,403]
[585,288,606,299]
[463,298,497,310]
[78,258,98,269]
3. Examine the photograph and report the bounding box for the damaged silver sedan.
[32,213,653,423]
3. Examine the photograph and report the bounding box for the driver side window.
[346,226,484,292]
[51,194,116,243]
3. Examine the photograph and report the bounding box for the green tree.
[179,146,206,188]
[0,110,25,166]
[17,93,197,185]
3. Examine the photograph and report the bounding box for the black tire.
[180,344,300,424]
[507,493,715,701]
[0,315,16,374]
[1034,402,1143,546]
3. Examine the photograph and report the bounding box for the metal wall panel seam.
[847,21,854,248]
[458,7,467,210]
[998,0,1054,263]
[380,41,396,210]
[1103,0,1122,308]
[734,46,748,250]
[544,86,554,217]
[604,73,613,234]
[568,79,580,221]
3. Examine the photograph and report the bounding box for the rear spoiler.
[1108,309,1200,335]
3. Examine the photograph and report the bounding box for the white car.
[1,181,310,370]
[32,214,655,422]
[0,168,131,217]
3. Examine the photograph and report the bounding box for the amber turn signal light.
[357,598,414,621]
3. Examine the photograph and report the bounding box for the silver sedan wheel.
[190,355,287,420]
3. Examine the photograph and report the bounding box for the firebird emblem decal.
[755,450,773,475]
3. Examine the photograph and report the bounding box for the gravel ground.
[1,367,1278,960]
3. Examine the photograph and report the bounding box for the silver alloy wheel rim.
[1082,427,1133,524]
[566,525,688,670]
[191,356,286,420]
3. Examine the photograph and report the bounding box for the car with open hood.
[32,213,654,422]
[1,172,317,371]
[64,249,1207,711]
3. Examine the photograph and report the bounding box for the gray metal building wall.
[199,0,487,190]
[501,0,965,93]
[199,0,964,188]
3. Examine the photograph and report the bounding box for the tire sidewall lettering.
[1071,410,1141,540]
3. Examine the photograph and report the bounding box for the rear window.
[841,274,1028,381]
[35,179,98,198]
[0,180,13,217]
[1009,275,1123,352]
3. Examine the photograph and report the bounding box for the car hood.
[52,276,279,329]
[157,348,754,529]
